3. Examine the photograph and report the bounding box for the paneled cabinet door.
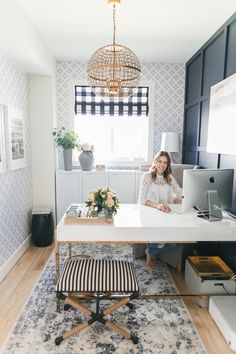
[82,172,109,202]
[108,171,136,203]
[135,171,144,202]
[56,172,82,222]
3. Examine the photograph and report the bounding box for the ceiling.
[17,0,236,63]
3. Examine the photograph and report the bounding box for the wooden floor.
[0,245,234,353]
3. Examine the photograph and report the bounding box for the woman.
[138,151,182,268]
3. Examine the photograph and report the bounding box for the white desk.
[56,204,236,244]
[55,204,236,308]
[56,204,236,278]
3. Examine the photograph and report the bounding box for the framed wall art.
[6,106,26,170]
[0,104,5,173]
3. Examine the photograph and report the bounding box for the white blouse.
[138,172,182,205]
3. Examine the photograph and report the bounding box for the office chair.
[55,256,139,345]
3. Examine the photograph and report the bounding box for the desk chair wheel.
[64,304,71,311]
[131,335,139,344]
[55,336,63,345]
[126,303,134,310]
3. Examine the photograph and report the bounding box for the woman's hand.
[144,200,171,213]
[157,203,171,213]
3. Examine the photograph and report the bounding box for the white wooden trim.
[0,235,31,282]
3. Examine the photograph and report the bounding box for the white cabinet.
[56,171,82,221]
[82,172,108,202]
[108,171,136,203]
[135,171,144,202]
[56,170,144,222]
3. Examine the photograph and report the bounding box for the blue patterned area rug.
[0,244,207,354]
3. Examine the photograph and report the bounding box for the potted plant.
[78,142,94,171]
[86,187,120,218]
[52,127,79,171]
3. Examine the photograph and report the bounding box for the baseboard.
[0,235,31,282]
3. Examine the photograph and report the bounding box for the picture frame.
[0,104,5,173]
[6,106,26,170]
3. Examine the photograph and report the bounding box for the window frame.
[69,79,155,167]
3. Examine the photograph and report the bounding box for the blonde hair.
[150,151,172,184]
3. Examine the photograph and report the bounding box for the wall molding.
[183,12,236,167]
[0,235,31,282]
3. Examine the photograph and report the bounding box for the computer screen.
[182,169,234,216]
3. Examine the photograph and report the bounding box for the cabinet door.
[56,172,82,222]
[135,171,144,202]
[82,172,109,202]
[108,171,136,203]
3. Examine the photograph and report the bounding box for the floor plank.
[0,244,54,346]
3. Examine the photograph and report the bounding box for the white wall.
[29,75,56,216]
[0,0,57,280]
[0,0,55,75]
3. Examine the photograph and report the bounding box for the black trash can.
[31,208,54,247]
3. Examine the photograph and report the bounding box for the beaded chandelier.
[87,0,141,98]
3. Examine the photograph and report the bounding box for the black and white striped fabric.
[57,258,139,293]
[75,86,149,116]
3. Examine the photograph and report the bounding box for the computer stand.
[207,190,223,221]
[195,190,223,221]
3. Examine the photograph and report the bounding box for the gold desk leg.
[55,240,60,313]
[68,242,72,257]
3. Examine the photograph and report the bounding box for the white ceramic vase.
[79,151,94,171]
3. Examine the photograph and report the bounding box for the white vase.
[79,151,94,171]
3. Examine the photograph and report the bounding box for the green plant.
[86,187,120,217]
[52,127,79,149]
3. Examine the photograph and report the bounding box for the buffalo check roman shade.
[75,86,149,116]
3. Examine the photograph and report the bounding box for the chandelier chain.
[113,5,116,45]
[87,0,141,98]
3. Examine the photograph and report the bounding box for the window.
[74,114,148,163]
[71,82,154,166]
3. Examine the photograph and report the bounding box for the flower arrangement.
[86,187,120,217]
[52,127,79,149]
[78,142,94,153]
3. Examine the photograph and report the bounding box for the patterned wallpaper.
[56,61,185,167]
[0,52,32,268]
[0,57,184,269]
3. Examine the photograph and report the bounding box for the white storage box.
[185,259,236,295]
[209,296,236,352]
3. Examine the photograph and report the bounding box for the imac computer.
[182,169,234,221]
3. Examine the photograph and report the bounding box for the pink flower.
[107,191,114,199]
[105,199,114,208]
[88,192,95,202]
[77,142,94,152]
[86,187,119,216]
[105,191,115,207]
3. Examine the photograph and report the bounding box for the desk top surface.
[56,204,236,243]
